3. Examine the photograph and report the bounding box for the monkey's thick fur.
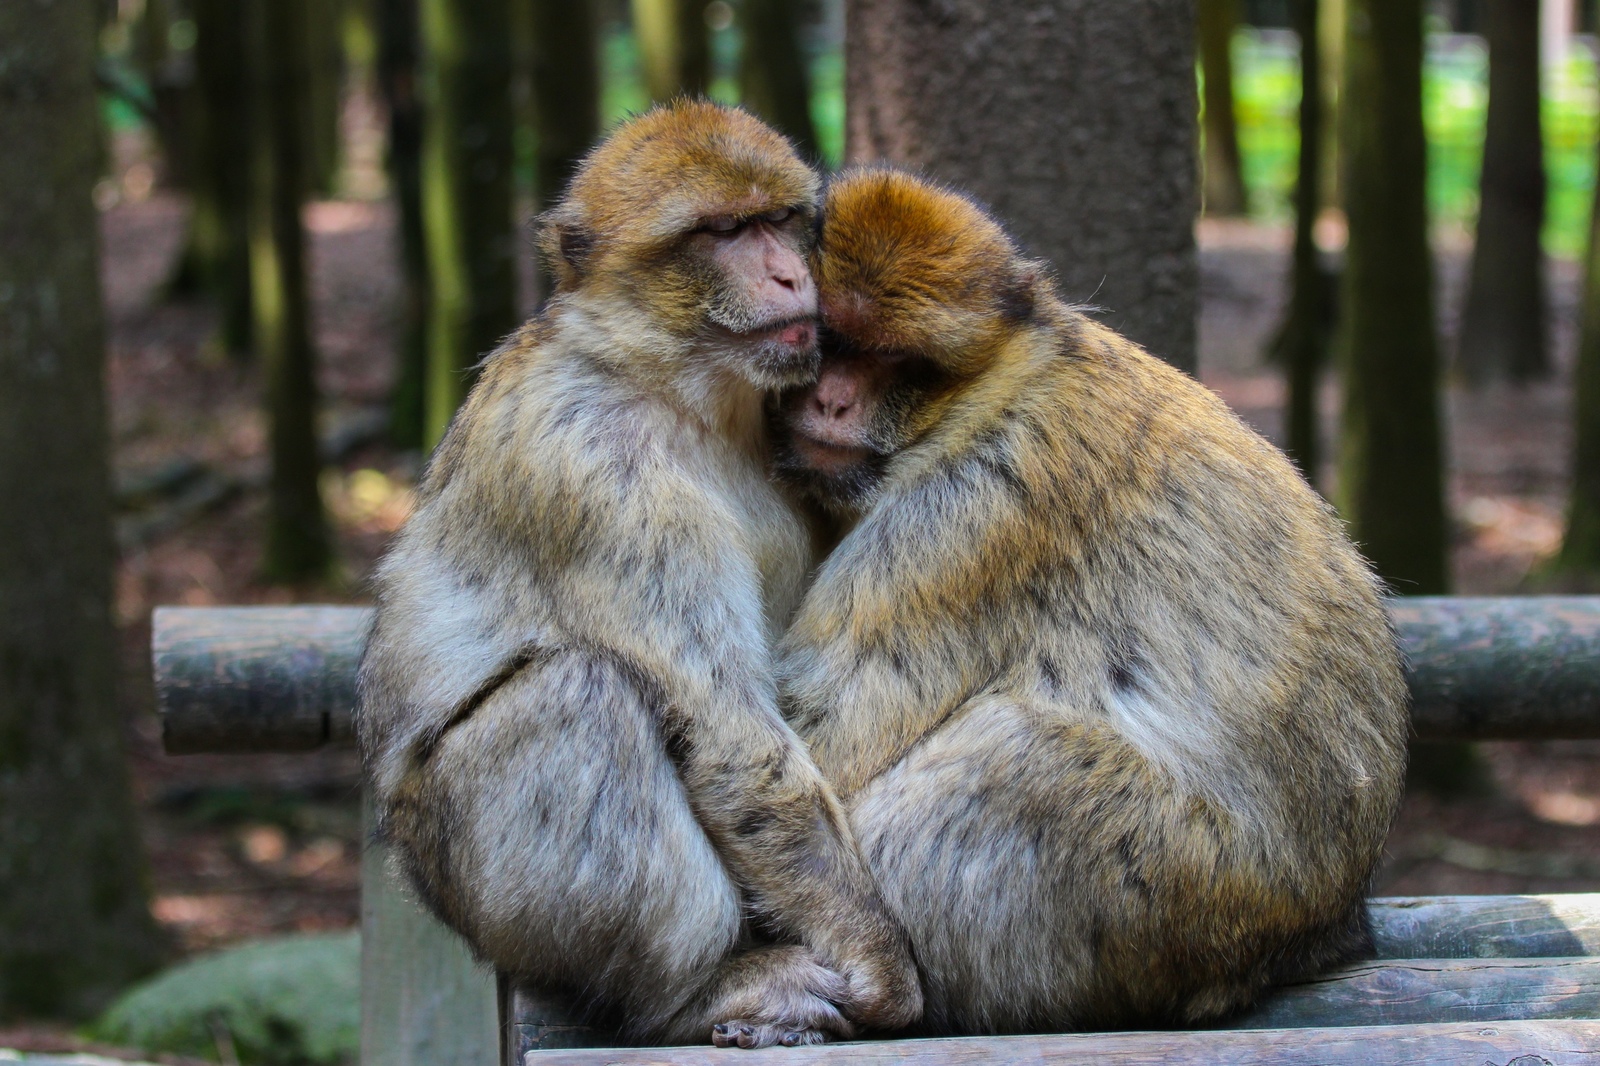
[773,169,1409,1033]
[356,107,919,1047]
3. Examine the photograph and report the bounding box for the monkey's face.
[687,206,822,390]
[772,167,1039,515]
[771,341,950,516]
[535,101,824,392]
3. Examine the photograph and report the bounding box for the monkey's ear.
[996,261,1043,324]
[535,207,595,289]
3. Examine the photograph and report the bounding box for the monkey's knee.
[418,649,743,1003]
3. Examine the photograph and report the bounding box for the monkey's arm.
[532,445,921,1031]
[780,452,1039,796]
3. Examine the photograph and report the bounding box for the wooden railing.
[151,598,1600,1065]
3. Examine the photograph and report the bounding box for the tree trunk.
[378,0,430,449]
[1273,0,1331,481]
[248,0,332,581]
[419,0,518,445]
[530,0,601,208]
[1199,0,1248,215]
[740,0,819,161]
[1458,0,1549,385]
[1337,0,1449,596]
[304,0,347,198]
[170,0,254,357]
[846,0,1199,373]
[1554,146,1600,583]
[632,0,710,102]
[0,0,168,1016]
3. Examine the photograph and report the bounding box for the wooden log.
[1396,595,1600,740]
[1230,956,1600,1028]
[523,1020,1600,1065]
[152,604,366,753]
[150,597,1600,754]
[1370,894,1600,959]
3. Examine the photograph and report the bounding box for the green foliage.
[90,932,359,1065]
[1232,29,1599,257]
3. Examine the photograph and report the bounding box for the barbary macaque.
[771,167,1409,1033]
[356,106,920,1048]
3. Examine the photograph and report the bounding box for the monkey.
[355,105,921,1049]
[768,167,1409,1034]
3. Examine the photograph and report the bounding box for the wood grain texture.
[523,1020,1600,1065]
[1371,894,1600,959]
[1231,957,1600,1028]
[151,597,1600,752]
[360,792,498,1066]
[152,604,368,753]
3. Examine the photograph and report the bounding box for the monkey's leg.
[397,648,855,1045]
[849,696,1324,1035]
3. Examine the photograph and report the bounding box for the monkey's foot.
[711,1021,831,1049]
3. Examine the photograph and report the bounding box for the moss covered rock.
[90,931,358,1065]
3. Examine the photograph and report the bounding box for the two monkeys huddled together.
[356,101,1408,1049]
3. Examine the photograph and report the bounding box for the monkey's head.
[773,168,1042,514]
[538,100,823,391]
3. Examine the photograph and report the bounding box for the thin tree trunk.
[419,0,518,445]
[846,0,1199,373]
[1337,0,1449,595]
[249,0,332,580]
[1553,145,1600,583]
[0,0,167,1015]
[378,0,430,449]
[632,0,709,101]
[1198,0,1248,215]
[305,0,347,198]
[1458,0,1549,384]
[1274,0,1331,481]
[530,0,601,208]
[170,0,254,356]
[740,0,819,161]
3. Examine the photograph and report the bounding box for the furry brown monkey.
[771,168,1408,1033]
[356,106,920,1049]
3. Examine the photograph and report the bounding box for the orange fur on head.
[539,100,820,293]
[815,168,1042,373]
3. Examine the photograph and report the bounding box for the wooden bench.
[152,596,1600,1065]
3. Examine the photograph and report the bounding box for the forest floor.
[22,154,1600,1055]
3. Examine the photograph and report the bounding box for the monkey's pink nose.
[810,369,858,421]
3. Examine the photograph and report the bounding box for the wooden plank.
[1230,956,1600,1029]
[150,598,1600,753]
[153,605,367,753]
[360,791,499,1066]
[504,984,609,1059]
[1371,894,1600,959]
[1396,595,1600,740]
[523,1020,1600,1065]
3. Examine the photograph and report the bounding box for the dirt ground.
[77,132,1600,1020]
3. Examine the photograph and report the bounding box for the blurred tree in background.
[0,0,168,1016]
[170,0,254,356]
[530,0,602,208]
[1458,0,1549,385]
[1337,0,1448,596]
[1199,0,1249,215]
[846,0,1199,374]
[247,0,332,581]
[418,0,518,446]
[1272,0,1332,482]
[379,0,431,449]
[1554,138,1600,587]
[740,0,820,161]
[632,0,711,101]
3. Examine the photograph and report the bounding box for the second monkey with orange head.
[771,168,1408,1032]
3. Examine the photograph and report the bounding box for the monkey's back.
[790,304,1407,1031]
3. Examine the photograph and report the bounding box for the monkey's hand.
[833,942,924,1033]
[701,946,857,1049]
